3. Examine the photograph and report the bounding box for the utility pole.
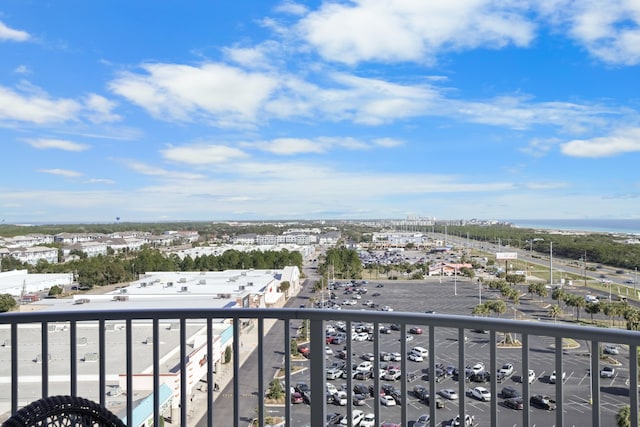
[549,242,554,287]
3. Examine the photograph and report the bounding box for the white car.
[408,352,424,362]
[340,409,364,426]
[499,362,514,377]
[356,361,373,372]
[325,346,333,356]
[471,362,485,374]
[470,386,491,401]
[444,414,475,427]
[333,390,347,406]
[549,370,565,384]
[381,395,397,406]
[384,368,402,381]
[527,370,536,384]
[600,366,616,378]
[326,383,338,396]
[414,414,431,427]
[354,332,369,341]
[439,389,459,400]
[360,413,376,427]
[380,305,394,311]
[390,352,402,361]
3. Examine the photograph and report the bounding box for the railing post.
[555,336,564,427]
[310,316,325,427]
[590,339,600,427]
[631,344,638,427]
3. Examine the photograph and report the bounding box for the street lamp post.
[478,278,482,305]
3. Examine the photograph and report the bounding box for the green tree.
[278,281,291,298]
[623,307,640,331]
[472,303,490,317]
[616,405,631,427]
[224,345,232,364]
[267,378,284,400]
[0,294,17,312]
[585,302,601,323]
[48,285,63,297]
[552,287,567,306]
[548,304,562,322]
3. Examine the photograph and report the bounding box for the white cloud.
[0,21,30,42]
[274,1,308,16]
[537,0,640,65]
[109,63,278,124]
[560,127,640,157]
[85,178,116,185]
[38,169,83,178]
[13,65,30,74]
[0,85,80,124]
[83,93,121,123]
[297,0,535,65]
[254,138,326,155]
[25,138,89,152]
[161,144,248,165]
[122,159,206,179]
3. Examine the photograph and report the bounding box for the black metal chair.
[2,395,125,427]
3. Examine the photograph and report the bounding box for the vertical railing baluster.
[99,319,106,407]
[458,328,466,423]
[41,322,48,399]
[257,318,264,427]
[153,318,159,427]
[345,319,352,427]
[11,322,17,413]
[590,339,600,427]
[522,333,529,427]
[490,329,497,426]
[126,318,133,426]
[373,321,381,427]
[428,325,435,427]
[70,320,77,396]
[232,317,240,427]
[630,344,638,427]
[182,317,190,427]
[400,323,407,427]
[555,336,564,427]
[206,316,213,427]
[310,316,325,427]
[285,319,291,427]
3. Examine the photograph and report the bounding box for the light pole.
[478,278,482,305]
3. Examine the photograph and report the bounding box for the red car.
[291,392,304,404]
[409,327,423,335]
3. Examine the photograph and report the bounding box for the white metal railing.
[0,308,639,426]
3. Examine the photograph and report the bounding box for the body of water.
[507,219,640,235]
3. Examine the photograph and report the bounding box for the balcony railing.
[1,307,639,426]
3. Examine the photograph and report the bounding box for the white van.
[585,295,600,303]
[411,346,429,358]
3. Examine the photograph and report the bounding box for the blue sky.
[1,1,640,223]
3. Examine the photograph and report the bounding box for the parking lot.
[282,277,631,426]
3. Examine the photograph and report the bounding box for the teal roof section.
[122,383,173,426]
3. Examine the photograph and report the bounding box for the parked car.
[326,367,342,380]
[353,393,366,406]
[326,412,344,426]
[340,409,364,426]
[439,389,459,400]
[530,394,556,410]
[500,386,521,399]
[409,327,424,334]
[469,371,490,383]
[414,414,431,427]
[549,370,565,384]
[408,352,424,362]
[291,392,304,404]
[444,414,475,427]
[360,413,375,427]
[333,390,347,406]
[604,344,620,355]
[504,397,524,410]
[470,362,485,374]
[526,369,536,384]
[499,362,514,377]
[600,366,616,378]
[380,395,397,406]
[384,369,402,381]
[469,386,491,401]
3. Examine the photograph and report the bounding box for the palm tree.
[548,304,562,323]
[616,405,631,427]
[585,302,601,323]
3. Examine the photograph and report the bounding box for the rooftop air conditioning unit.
[167,282,173,287]
[199,279,206,284]
[179,278,187,283]
[181,286,188,292]
[247,282,253,286]
[238,285,245,291]
[120,288,127,294]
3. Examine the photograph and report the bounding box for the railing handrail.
[2,307,639,345]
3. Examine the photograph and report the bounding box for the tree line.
[4,247,303,290]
